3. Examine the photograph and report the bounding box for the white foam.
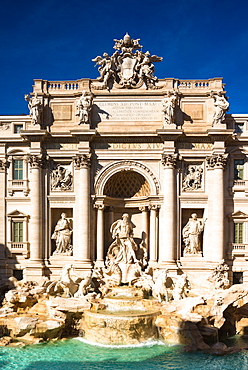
[74,337,167,348]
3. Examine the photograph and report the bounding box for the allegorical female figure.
[51,213,72,254]
[182,213,205,254]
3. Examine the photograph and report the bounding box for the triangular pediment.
[7,210,28,217]
[228,210,248,219]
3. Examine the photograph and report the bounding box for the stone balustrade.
[32,77,224,95]
[230,242,248,257]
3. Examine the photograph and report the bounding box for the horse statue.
[46,264,78,298]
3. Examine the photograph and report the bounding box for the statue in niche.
[182,213,205,255]
[24,93,42,125]
[106,213,142,284]
[76,91,93,125]
[162,91,178,125]
[182,164,203,191]
[51,165,73,191]
[51,213,72,255]
[210,91,229,126]
[107,213,138,264]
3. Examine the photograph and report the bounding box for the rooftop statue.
[24,93,42,125]
[75,90,93,125]
[92,33,162,89]
[162,91,178,125]
[210,91,229,126]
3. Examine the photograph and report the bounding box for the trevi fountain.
[0,213,248,369]
[1,32,248,369]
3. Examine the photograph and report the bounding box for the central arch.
[104,170,151,198]
[94,160,160,197]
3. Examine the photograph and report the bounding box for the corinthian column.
[94,204,105,265]
[206,154,228,262]
[0,159,7,278]
[139,206,149,249]
[149,205,160,263]
[27,155,45,262]
[160,154,178,264]
[73,154,92,265]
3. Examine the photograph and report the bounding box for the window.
[234,222,244,243]
[14,124,23,134]
[233,272,243,284]
[13,159,23,180]
[13,269,23,281]
[234,159,244,180]
[13,222,23,242]
[234,123,244,134]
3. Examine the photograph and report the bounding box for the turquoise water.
[0,337,248,370]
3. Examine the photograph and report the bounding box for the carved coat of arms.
[92,33,162,90]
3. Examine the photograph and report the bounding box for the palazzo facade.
[0,34,248,284]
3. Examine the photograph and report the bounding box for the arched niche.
[94,160,160,197]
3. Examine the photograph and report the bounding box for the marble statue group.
[92,33,162,89]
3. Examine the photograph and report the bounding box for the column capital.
[139,206,148,212]
[0,159,8,172]
[94,203,105,210]
[73,153,91,169]
[161,153,178,169]
[148,204,161,211]
[26,154,46,169]
[206,154,228,170]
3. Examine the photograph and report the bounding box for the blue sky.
[0,0,247,115]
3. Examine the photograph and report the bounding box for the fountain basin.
[80,308,161,345]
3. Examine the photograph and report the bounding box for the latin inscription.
[183,104,204,120]
[94,142,212,150]
[94,143,164,149]
[93,101,162,122]
[178,143,213,150]
[52,105,72,120]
